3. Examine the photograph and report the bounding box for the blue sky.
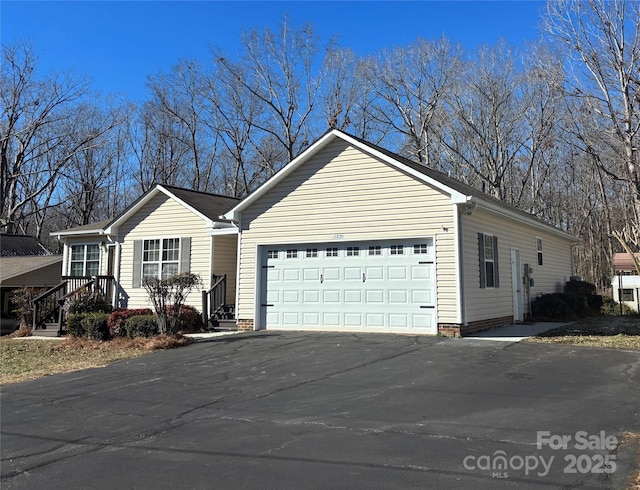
[2,1,547,102]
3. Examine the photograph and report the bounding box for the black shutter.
[493,235,499,288]
[478,233,486,289]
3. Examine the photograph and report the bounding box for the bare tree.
[0,41,115,237]
[441,41,529,200]
[214,18,326,170]
[366,37,463,167]
[545,0,640,246]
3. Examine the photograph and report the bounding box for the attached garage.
[260,239,436,334]
[227,129,577,336]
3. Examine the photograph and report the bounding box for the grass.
[0,335,193,385]
[527,315,640,350]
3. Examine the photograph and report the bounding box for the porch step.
[207,319,238,332]
[33,324,64,337]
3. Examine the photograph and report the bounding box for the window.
[69,244,100,276]
[479,233,499,288]
[619,289,634,302]
[326,247,338,257]
[390,245,404,255]
[536,238,543,266]
[414,244,429,254]
[306,248,318,258]
[267,250,278,259]
[143,238,180,280]
[286,249,298,259]
[346,246,360,256]
[368,246,381,256]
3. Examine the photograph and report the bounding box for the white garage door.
[261,238,436,334]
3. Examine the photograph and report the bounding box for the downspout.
[113,241,121,309]
[455,204,467,329]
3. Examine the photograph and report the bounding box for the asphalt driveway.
[1,332,639,489]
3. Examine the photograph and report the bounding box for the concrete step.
[32,325,63,337]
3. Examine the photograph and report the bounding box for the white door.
[261,239,436,334]
[511,248,523,323]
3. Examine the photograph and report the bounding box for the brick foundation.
[438,316,514,337]
[237,319,254,332]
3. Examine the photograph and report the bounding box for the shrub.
[67,290,112,315]
[142,273,202,334]
[166,304,203,332]
[108,308,153,337]
[67,312,110,340]
[564,279,596,297]
[125,315,158,338]
[82,312,110,341]
[601,297,637,316]
[531,293,574,320]
[10,287,47,329]
[67,313,88,337]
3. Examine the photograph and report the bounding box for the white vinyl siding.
[237,139,457,325]
[462,208,573,323]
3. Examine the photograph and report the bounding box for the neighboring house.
[0,234,62,318]
[50,185,240,322]
[225,129,578,336]
[611,252,640,311]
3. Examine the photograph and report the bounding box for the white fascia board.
[224,131,338,221]
[51,228,113,239]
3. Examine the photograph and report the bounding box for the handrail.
[202,274,226,327]
[32,281,68,330]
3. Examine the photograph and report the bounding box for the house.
[611,252,640,311]
[48,185,240,326]
[0,234,62,319]
[225,129,578,336]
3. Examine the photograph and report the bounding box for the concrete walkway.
[465,322,567,342]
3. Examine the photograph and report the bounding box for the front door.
[511,249,523,322]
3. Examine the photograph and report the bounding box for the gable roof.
[53,185,241,238]
[613,252,640,272]
[225,129,576,241]
[0,255,62,282]
[1,234,52,256]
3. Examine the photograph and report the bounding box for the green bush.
[67,290,112,315]
[82,312,110,341]
[66,312,110,340]
[601,297,637,316]
[67,313,88,337]
[108,308,154,337]
[125,315,158,338]
[564,279,596,297]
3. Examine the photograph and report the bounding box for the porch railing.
[32,276,115,334]
[202,274,226,327]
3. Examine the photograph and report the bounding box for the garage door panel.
[283,269,300,281]
[323,268,340,281]
[365,266,384,280]
[412,289,433,303]
[344,290,362,303]
[344,267,362,280]
[303,268,320,281]
[366,313,385,326]
[344,313,363,326]
[388,290,408,304]
[389,314,408,328]
[366,290,384,303]
[322,312,340,325]
[411,265,432,280]
[388,266,407,280]
[302,312,320,326]
[303,290,320,303]
[283,290,299,303]
[323,290,340,303]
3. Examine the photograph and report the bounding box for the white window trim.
[68,243,101,277]
[141,237,182,281]
[536,237,544,267]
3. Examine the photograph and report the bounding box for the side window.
[536,238,543,266]
[346,246,360,256]
[478,233,499,289]
[326,248,338,257]
[69,244,100,276]
[368,246,381,256]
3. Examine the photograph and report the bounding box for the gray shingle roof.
[0,234,52,256]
